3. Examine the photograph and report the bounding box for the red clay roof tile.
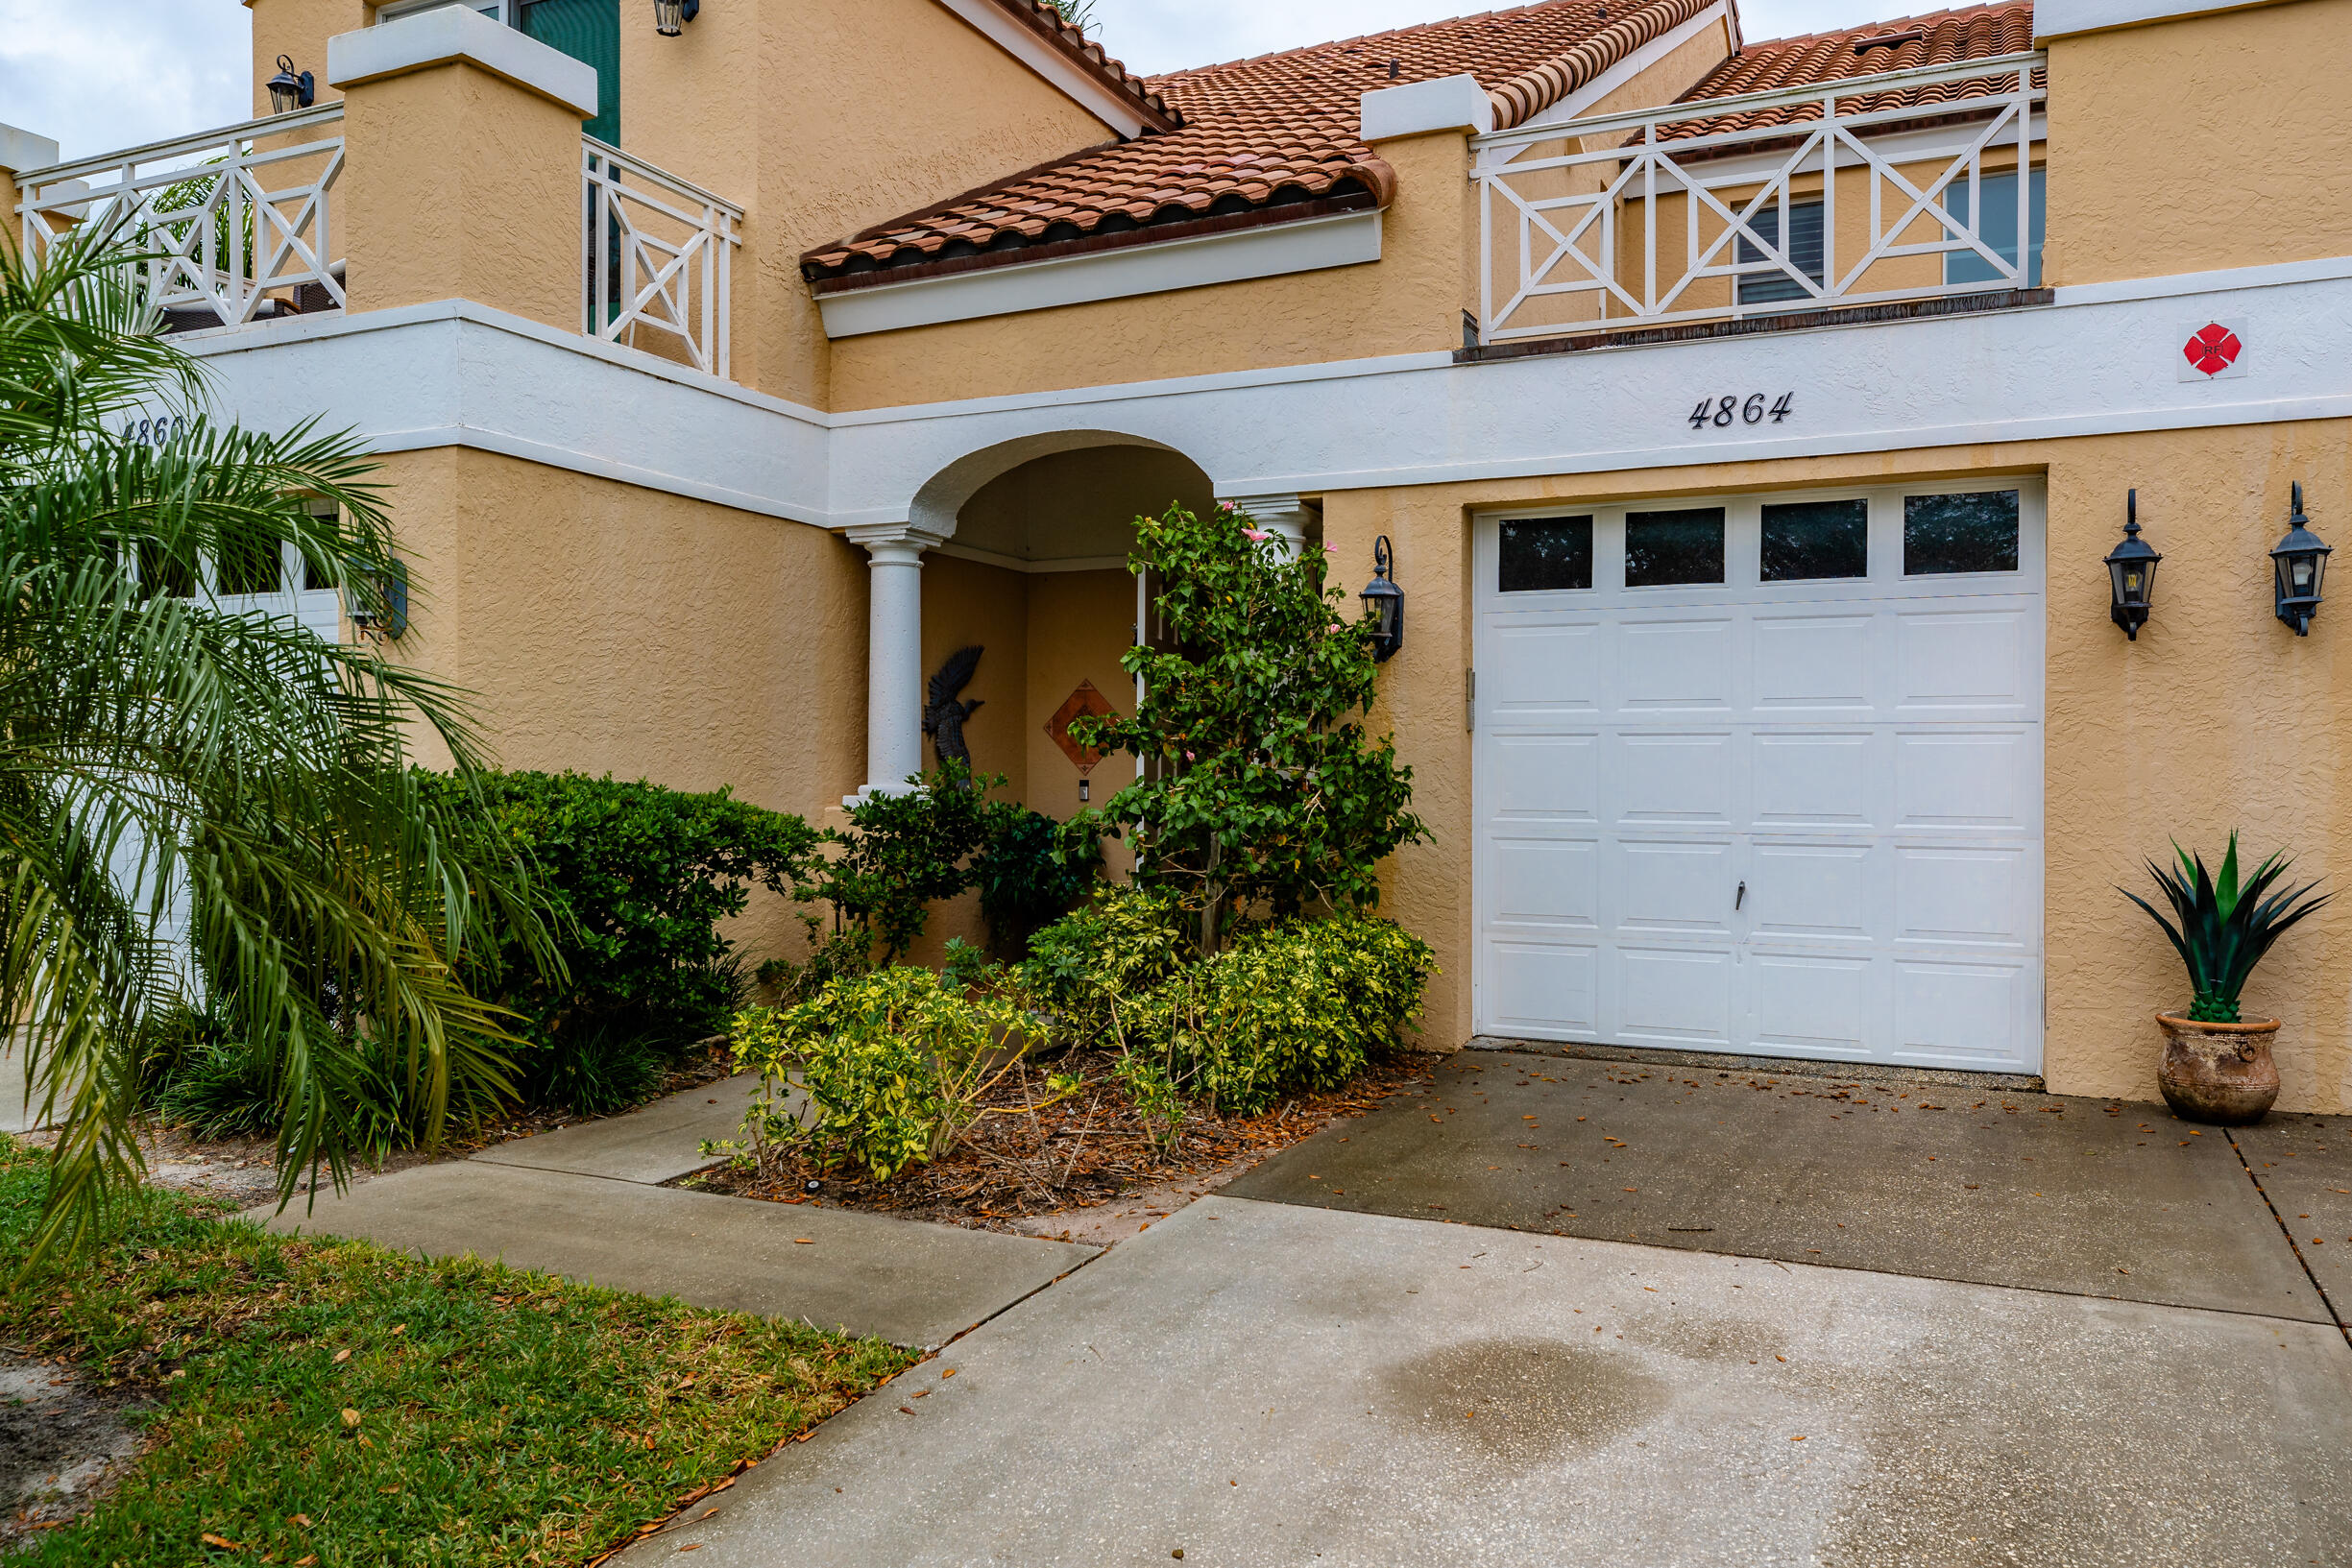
[1660,1,2037,138]
[807,0,2038,287]
[805,0,1720,287]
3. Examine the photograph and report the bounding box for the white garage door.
[1471,479,2045,1073]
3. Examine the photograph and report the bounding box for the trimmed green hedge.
[421,770,819,1107]
[1024,886,1436,1116]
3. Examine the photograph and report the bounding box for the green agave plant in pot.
[2122,833,2330,1124]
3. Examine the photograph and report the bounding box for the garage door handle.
[1734,880,1746,911]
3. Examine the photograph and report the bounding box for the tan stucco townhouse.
[10,0,2352,1108]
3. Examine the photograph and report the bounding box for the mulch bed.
[689,1050,1435,1231]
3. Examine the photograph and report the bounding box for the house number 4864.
[1688,392,1793,429]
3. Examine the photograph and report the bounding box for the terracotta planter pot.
[2155,1013,2281,1125]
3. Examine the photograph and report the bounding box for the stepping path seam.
[247,1073,1097,1347]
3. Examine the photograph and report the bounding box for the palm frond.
[0,222,558,1266]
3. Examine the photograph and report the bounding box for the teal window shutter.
[523,0,621,146]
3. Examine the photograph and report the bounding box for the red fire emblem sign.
[2182,322,2243,377]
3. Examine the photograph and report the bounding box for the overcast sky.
[0,0,1899,162]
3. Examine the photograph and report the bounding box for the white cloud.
[0,0,251,161]
[0,0,1914,167]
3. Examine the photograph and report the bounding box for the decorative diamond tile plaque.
[1046,680,1116,775]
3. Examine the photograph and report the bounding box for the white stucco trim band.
[814,211,1383,338]
[928,0,1157,138]
[159,260,2352,541]
[0,122,60,175]
[933,542,1131,574]
[2033,0,2293,39]
[327,5,599,115]
[176,301,831,525]
[2053,253,2352,306]
[1360,73,1493,141]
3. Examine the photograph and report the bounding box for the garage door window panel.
[1498,517,1593,592]
[1761,498,1868,581]
[1625,508,1725,587]
[1904,490,2020,576]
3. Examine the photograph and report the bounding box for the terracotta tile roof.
[805,0,1720,288]
[984,0,1179,132]
[1659,1,2038,139]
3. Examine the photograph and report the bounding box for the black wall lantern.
[266,56,316,114]
[2104,489,2160,639]
[653,0,701,36]
[1360,535,1404,663]
[350,560,410,642]
[2271,481,2331,637]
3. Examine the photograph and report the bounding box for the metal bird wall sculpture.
[923,644,985,770]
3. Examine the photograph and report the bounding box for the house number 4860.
[1688,392,1793,429]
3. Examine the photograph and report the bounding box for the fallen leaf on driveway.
[793,1239,814,1245]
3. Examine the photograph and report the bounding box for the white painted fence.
[1473,52,2046,343]
[584,137,741,378]
[15,105,347,330]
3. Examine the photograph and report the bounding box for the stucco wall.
[920,554,1033,802]
[1023,569,1137,824]
[337,59,584,329]
[2043,0,2352,286]
[245,0,371,115]
[619,0,1119,409]
[1326,416,2352,1112]
[380,446,867,969]
[826,127,1480,410]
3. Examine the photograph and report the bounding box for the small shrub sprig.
[722,953,1077,1183]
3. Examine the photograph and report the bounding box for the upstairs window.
[376,0,513,21]
[1944,168,2046,288]
[1734,200,1826,305]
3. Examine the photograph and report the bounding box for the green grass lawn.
[0,1139,915,1566]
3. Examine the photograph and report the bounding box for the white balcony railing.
[15,105,347,331]
[1473,52,2045,344]
[584,138,740,378]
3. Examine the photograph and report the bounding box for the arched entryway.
[844,433,1219,809]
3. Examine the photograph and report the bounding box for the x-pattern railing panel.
[1473,52,2045,342]
[15,105,346,330]
[584,139,742,379]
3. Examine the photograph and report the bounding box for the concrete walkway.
[611,1050,2352,1566]
[251,1074,1097,1348]
[618,1195,2352,1567]
[0,1047,54,1136]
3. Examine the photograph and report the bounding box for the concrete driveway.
[617,1049,2352,1567]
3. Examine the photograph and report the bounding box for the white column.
[844,523,943,805]
[1225,493,1314,558]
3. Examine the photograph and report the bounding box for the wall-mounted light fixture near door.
[266,56,316,113]
[653,0,701,36]
[2104,489,2160,640]
[1360,536,1404,663]
[2271,482,2330,637]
